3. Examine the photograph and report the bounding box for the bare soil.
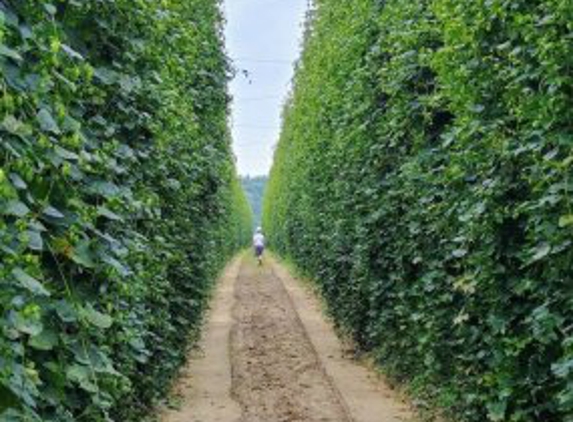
[231,257,351,422]
[161,254,414,422]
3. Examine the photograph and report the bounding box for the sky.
[223,0,309,176]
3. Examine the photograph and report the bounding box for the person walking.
[253,227,265,265]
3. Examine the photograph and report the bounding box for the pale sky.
[223,0,309,176]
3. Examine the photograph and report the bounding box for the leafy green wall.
[264,1,573,420]
[0,1,251,420]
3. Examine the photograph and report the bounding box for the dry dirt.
[161,254,414,422]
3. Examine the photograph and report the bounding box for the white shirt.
[253,233,265,248]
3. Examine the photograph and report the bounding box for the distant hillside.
[241,176,268,227]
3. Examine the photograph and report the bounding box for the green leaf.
[62,115,81,133]
[71,241,96,268]
[12,311,43,336]
[43,4,57,15]
[94,67,119,85]
[54,300,77,323]
[8,173,27,190]
[97,206,122,221]
[26,230,44,251]
[2,200,30,217]
[12,268,50,296]
[66,365,98,393]
[0,44,22,61]
[89,181,121,197]
[42,205,65,219]
[28,329,58,351]
[102,255,131,276]
[558,214,573,228]
[82,306,113,329]
[61,44,84,61]
[528,243,551,264]
[73,344,118,374]
[2,115,29,136]
[36,109,60,134]
[54,145,79,161]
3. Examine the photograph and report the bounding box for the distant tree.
[241,175,268,227]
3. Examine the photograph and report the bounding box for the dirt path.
[161,254,414,422]
[160,257,242,422]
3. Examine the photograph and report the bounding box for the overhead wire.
[231,57,293,65]
[232,124,280,130]
[233,95,283,102]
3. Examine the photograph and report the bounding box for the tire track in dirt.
[230,258,351,422]
[271,258,413,422]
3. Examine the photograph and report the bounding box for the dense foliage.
[241,175,267,227]
[0,0,251,420]
[264,1,573,420]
